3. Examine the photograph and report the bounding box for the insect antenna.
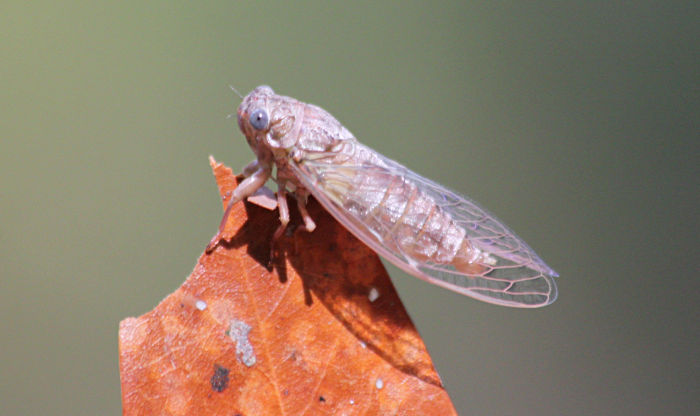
[228,84,244,99]
[226,85,245,119]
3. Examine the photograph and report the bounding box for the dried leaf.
[119,157,457,415]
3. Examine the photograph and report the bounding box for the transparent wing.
[291,143,558,307]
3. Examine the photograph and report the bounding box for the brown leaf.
[119,157,457,415]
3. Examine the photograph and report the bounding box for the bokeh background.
[1,1,697,415]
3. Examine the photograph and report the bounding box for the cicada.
[207,85,558,307]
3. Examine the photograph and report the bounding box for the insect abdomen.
[334,167,486,274]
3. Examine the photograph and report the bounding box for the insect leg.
[274,183,290,236]
[241,159,259,177]
[268,181,290,265]
[295,191,316,232]
[206,165,271,253]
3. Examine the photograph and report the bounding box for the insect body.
[207,86,558,307]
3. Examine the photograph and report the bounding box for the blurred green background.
[1,1,697,414]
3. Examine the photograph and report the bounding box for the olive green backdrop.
[1,1,697,415]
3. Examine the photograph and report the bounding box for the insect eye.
[249,109,269,131]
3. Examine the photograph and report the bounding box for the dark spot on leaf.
[210,364,229,392]
[319,395,326,403]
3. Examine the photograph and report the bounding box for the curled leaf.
[118,157,456,415]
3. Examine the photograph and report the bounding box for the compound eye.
[249,109,269,131]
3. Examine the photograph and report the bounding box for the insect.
[207,85,558,307]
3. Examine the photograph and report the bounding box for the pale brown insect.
[207,86,558,307]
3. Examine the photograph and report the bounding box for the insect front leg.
[241,159,260,177]
[206,165,271,253]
